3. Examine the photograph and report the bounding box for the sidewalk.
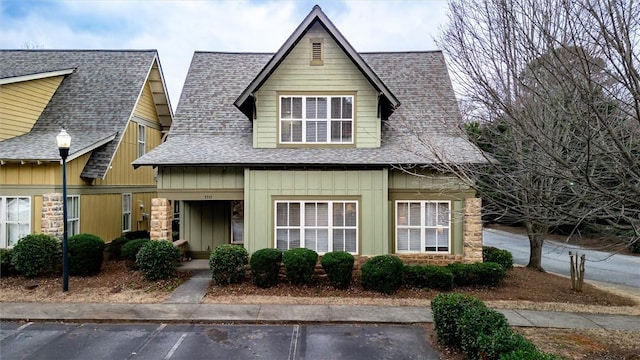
[1,260,638,330]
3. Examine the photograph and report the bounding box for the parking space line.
[127,323,167,359]
[288,325,300,360]
[164,332,188,359]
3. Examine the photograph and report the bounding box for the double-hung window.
[1,197,31,248]
[137,124,146,157]
[280,95,353,144]
[396,201,450,253]
[275,200,358,254]
[122,193,131,233]
[67,195,80,237]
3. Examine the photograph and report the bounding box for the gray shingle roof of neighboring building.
[0,50,165,178]
[134,50,485,168]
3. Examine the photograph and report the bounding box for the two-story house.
[134,6,485,263]
[0,50,173,246]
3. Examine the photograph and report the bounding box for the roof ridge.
[0,49,158,53]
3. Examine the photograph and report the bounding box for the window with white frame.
[1,197,31,248]
[67,195,80,237]
[280,95,353,144]
[122,193,131,232]
[275,200,357,254]
[137,124,146,157]
[396,201,451,253]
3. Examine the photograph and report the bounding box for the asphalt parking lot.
[0,322,440,360]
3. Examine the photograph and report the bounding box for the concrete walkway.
[1,260,638,330]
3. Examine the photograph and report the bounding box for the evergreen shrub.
[403,265,454,290]
[282,248,318,285]
[121,238,150,269]
[136,240,181,281]
[10,234,59,277]
[483,246,514,270]
[320,251,354,289]
[360,255,404,294]
[68,233,105,276]
[250,248,282,288]
[209,244,249,285]
[431,292,486,346]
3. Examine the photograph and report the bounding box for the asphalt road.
[483,228,640,289]
[0,322,440,360]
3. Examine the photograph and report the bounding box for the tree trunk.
[525,221,547,271]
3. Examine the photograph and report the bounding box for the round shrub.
[477,327,537,360]
[209,244,249,285]
[431,293,486,347]
[10,234,59,277]
[282,248,318,285]
[483,246,514,270]
[135,240,181,281]
[250,248,282,288]
[447,262,506,287]
[403,265,454,291]
[360,255,404,294]
[121,238,150,269]
[321,251,354,289]
[458,306,509,358]
[106,236,131,260]
[68,233,105,276]
[1,248,14,276]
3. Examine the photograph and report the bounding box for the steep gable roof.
[234,5,400,120]
[0,50,173,178]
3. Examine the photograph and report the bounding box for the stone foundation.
[41,193,64,239]
[150,198,172,241]
[463,197,483,263]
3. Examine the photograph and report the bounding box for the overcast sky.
[0,0,451,110]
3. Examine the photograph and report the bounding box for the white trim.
[0,68,75,85]
[395,200,451,254]
[67,195,80,237]
[122,193,132,233]
[279,95,354,144]
[0,196,32,248]
[137,124,146,157]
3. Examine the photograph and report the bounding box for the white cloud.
[0,0,450,109]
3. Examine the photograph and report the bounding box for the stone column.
[463,197,483,263]
[150,198,172,241]
[41,193,64,239]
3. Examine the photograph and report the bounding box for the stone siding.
[150,198,172,240]
[41,193,64,239]
[463,197,483,263]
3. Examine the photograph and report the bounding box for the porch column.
[150,198,172,241]
[41,193,64,239]
[463,197,483,263]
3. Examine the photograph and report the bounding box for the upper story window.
[280,95,353,144]
[137,124,146,157]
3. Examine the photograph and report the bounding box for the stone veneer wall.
[463,197,483,263]
[41,193,64,239]
[150,198,172,240]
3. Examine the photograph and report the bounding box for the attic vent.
[310,38,324,66]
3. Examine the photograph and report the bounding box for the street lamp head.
[56,129,71,150]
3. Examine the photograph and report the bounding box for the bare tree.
[415,0,640,270]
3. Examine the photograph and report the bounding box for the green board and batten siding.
[253,22,381,149]
[245,169,389,255]
[157,167,244,200]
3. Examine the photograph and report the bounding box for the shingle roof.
[0,50,165,178]
[134,50,485,168]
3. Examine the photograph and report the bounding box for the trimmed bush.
[209,244,249,285]
[321,251,354,289]
[135,240,181,281]
[403,265,454,291]
[499,349,562,360]
[458,306,509,358]
[1,248,14,276]
[121,238,150,269]
[431,293,486,346]
[483,246,514,270]
[250,248,282,288]
[124,230,150,240]
[10,234,59,277]
[361,255,404,294]
[282,248,318,285]
[106,236,131,260]
[68,233,106,276]
[447,262,506,287]
[477,327,537,360]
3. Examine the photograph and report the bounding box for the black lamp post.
[56,129,71,292]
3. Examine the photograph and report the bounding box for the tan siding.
[133,81,159,120]
[33,195,42,234]
[81,194,122,241]
[254,22,380,148]
[0,76,64,140]
[1,163,58,186]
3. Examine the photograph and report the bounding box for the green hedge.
[10,234,59,277]
[483,246,514,270]
[476,327,537,360]
[209,244,248,285]
[121,239,150,269]
[361,255,404,294]
[250,248,282,288]
[403,265,454,291]
[321,251,354,289]
[135,240,181,281]
[447,262,506,287]
[282,248,318,285]
[106,236,131,260]
[458,306,509,358]
[431,293,486,346]
[68,233,105,276]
